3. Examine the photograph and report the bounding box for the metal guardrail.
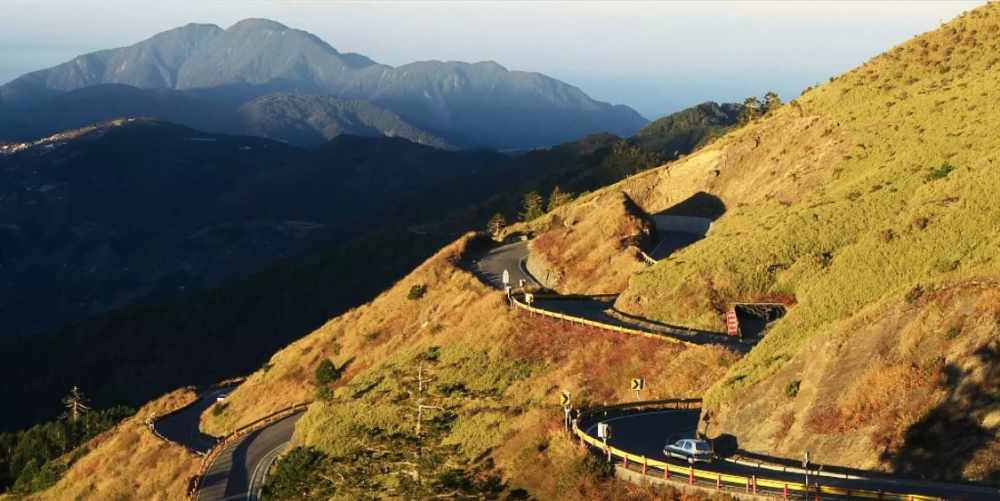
[571,401,941,501]
[187,401,311,500]
[510,294,696,347]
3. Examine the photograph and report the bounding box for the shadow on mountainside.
[881,341,1000,485]
[649,192,726,260]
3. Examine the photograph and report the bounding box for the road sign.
[502,269,510,285]
[725,308,740,337]
[560,391,571,407]
[630,378,645,391]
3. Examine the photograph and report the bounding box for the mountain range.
[0,99,740,432]
[0,19,647,149]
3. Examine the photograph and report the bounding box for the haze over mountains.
[0,18,647,149]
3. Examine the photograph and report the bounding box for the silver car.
[663,438,714,464]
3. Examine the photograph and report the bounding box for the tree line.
[0,387,132,495]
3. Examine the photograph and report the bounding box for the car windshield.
[694,442,711,451]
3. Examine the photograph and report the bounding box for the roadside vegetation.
[0,394,132,497]
[23,388,198,501]
[205,234,736,499]
[578,3,1000,481]
[21,4,1000,497]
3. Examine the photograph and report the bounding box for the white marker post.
[502,269,510,287]
[597,422,611,461]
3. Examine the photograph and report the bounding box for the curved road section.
[586,410,1000,500]
[469,240,540,289]
[154,388,229,453]
[197,412,304,501]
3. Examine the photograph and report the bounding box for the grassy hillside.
[583,4,1000,481]
[25,6,1000,497]
[201,234,736,498]
[26,389,199,501]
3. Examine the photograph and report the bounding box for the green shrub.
[314,359,340,385]
[924,162,956,181]
[211,402,229,416]
[408,284,428,300]
[262,447,330,501]
[315,386,333,402]
[785,380,801,398]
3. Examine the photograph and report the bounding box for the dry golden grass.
[29,388,199,501]
[196,229,735,498]
[500,3,1000,481]
[32,5,1000,496]
[707,281,1000,479]
[528,191,654,293]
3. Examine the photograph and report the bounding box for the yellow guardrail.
[571,404,941,501]
[511,295,696,347]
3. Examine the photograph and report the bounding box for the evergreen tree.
[546,186,572,212]
[519,192,545,222]
[61,387,89,423]
[764,91,783,113]
[486,213,506,240]
[740,96,761,125]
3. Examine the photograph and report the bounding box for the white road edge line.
[246,442,288,501]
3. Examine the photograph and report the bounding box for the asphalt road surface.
[470,240,540,289]
[586,410,1000,500]
[197,411,304,501]
[154,388,229,453]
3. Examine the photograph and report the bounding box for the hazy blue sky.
[0,0,984,118]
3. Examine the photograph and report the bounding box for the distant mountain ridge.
[0,19,647,149]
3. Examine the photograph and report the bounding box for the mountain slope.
[0,97,733,434]
[24,5,1000,499]
[0,19,647,149]
[0,120,509,342]
[545,4,1000,481]
[236,93,451,148]
[632,100,741,157]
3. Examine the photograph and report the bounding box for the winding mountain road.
[469,240,540,289]
[469,239,742,348]
[154,388,229,453]
[587,410,1000,500]
[152,387,304,500]
[196,412,304,501]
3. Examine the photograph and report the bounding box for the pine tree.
[546,186,572,212]
[740,96,761,125]
[486,213,506,240]
[764,91,783,114]
[519,191,545,222]
[62,386,90,423]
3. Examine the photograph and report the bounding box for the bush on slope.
[200,234,736,499]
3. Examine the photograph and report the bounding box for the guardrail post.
[745,477,750,493]
[716,474,721,490]
[783,483,789,499]
[623,455,628,468]
[752,475,757,494]
[688,465,694,485]
[642,456,647,476]
[664,466,670,480]
[606,446,611,463]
